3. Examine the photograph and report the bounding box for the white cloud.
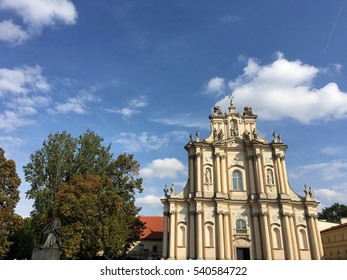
[289,160,347,181]
[6,95,51,115]
[114,132,169,153]
[219,15,242,23]
[106,95,148,118]
[0,136,25,156]
[334,63,343,73]
[0,0,77,44]
[215,53,347,124]
[320,146,343,156]
[203,76,226,96]
[0,65,52,131]
[314,188,347,204]
[151,113,206,129]
[0,20,29,45]
[114,130,190,154]
[0,110,34,131]
[140,158,186,180]
[136,194,162,208]
[0,136,24,147]
[54,93,100,114]
[0,65,51,95]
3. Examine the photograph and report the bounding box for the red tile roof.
[139,216,164,240]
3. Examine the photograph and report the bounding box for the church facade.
[161,101,323,260]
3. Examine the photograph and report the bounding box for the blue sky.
[1,0,347,217]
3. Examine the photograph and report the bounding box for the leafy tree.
[318,203,347,223]
[24,131,144,259]
[7,217,35,260]
[74,130,113,176]
[0,147,22,258]
[24,131,76,236]
[112,153,144,256]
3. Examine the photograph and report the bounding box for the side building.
[320,218,347,260]
[126,216,163,260]
[161,101,323,260]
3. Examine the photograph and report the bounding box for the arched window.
[272,227,282,249]
[299,229,309,250]
[232,170,243,190]
[177,223,186,247]
[204,223,214,247]
[236,219,247,234]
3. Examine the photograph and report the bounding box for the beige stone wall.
[321,224,347,259]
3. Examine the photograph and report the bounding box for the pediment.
[225,137,244,148]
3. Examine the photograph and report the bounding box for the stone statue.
[229,95,234,106]
[218,129,224,140]
[164,185,169,196]
[205,168,212,184]
[243,106,253,116]
[195,131,200,142]
[31,207,62,259]
[243,130,250,141]
[39,208,61,250]
[213,106,222,115]
[213,128,218,141]
[252,128,258,140]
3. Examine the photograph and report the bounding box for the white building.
[161,100,323,260]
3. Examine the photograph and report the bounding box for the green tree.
[112,153,144,256]
[24,131,76,236]
[0,147,22,258]
[24,131,144,259]
[74,130,114,176]
[7,217,35,260]
[318,203,347,223]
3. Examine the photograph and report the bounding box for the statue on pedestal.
[31,208,62,260]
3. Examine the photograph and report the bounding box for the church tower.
[161,99,323,260]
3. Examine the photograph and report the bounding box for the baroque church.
[161,99,323,260]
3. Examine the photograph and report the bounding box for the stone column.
[168,211,176,259]
[189,210,196,259]
[314,216,324,259]
[221,155,227,194]
[248,155,256,194]
[196,152,202,193]
[252,213,263,259]
[229,210,234,259]
[274,154,285,194]
[217,211,225,259]
[282,213,293,259]
[260,211,272,259]
[196,210,203,259]
[223,213,231,259]
[162,211,169,259]
[215,153,222,193]
[255,153,265,194]
[189,155,195,193]
[289,215,299,260]
[307,214,319,260]
[280,155,289,194]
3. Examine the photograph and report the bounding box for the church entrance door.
[236,248,250,260]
